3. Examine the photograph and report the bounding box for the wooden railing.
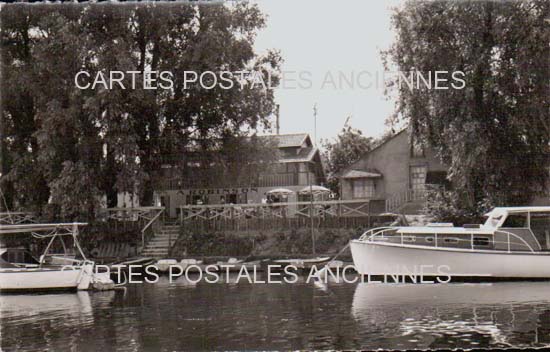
[98,206,165,223]
[153,172,321,190]
[141,208,165,249]
[98,206,165,251]
[179,199,370,222]
[385,189,429,213]
[0,212,36,225]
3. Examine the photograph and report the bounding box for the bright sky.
[253,0,405,144]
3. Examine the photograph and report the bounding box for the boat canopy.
[0,223,88,236]
[396,227,493,235]
[484,206,550,218]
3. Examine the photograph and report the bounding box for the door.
[160,195,172,218]
[409,165,427,200]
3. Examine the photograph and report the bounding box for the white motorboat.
[0,222,113,292]
[350,206,550,279]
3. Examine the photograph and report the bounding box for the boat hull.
[350,240,550,279]
[0,264,94,292]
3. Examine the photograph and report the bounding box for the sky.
[253,0,405,144]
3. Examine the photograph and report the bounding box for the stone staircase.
[140,223,179,258]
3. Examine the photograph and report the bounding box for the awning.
[299,185,331,195]
[267,188,294,196]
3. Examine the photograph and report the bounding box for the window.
[410,165,427,191]
[226,194,238,204]
[530,212,550,249]
[272,163,286,174]
[502,213,528,228]
[425,171,449,189]
[286,163,297,173]
[425,237,434,242]
[444,238,459,244]
[352,179,375,198]
[473,237,491,246]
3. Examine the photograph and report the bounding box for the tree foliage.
[322,126,373,194]
[0,3,280,219]
[384,0,549,210]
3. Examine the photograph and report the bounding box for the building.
[152,133,325,218]
[338,128,448,213]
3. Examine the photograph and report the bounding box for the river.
[2,276,550,350]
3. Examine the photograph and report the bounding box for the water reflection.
[352,282,550,349]
[2,279,550,350]
[0,291,106,351]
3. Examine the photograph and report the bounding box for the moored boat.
[350,206,550,279]
[0,223,115,292]
[215,258,264,272]
[155,258,212,274]
[263,256,331,273]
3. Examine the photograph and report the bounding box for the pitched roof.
[279,147,320,163]
[260,133,310,148]
[338,128,408,178]
[365,128,408,155]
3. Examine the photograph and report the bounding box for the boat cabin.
[0,247,40,268]
[366,207,550,253]
[0,223,88,267]
[481,207,550,250]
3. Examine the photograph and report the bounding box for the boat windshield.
[501,213,529,228]
[0,249,40,265]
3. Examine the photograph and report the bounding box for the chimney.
[275,104,280,135]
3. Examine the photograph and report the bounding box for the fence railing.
[179,199,371,222]
[98,206,165,250]
[385,189,430,213]
[98,206,165,223]
[0,212,36,225]
[153,172,322,190]
[141,208,165,249]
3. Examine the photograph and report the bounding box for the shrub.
[423,190,490,226]
[175,229,253,257]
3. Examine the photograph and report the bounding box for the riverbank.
[170,227,361,259]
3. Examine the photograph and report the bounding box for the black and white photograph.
[0,0,549,350]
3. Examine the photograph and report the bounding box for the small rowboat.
[215,258,265,272]
[262,256,332,273]
[155,258,211,274]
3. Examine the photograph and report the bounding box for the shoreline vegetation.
[86,226,360,262]
[3,214,417,262]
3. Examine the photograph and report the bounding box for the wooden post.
[308,172,316,255]
[367,201,371,228]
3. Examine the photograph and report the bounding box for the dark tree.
[322,126,373,195]
[384,0,549,210]
[0,3,280,219]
